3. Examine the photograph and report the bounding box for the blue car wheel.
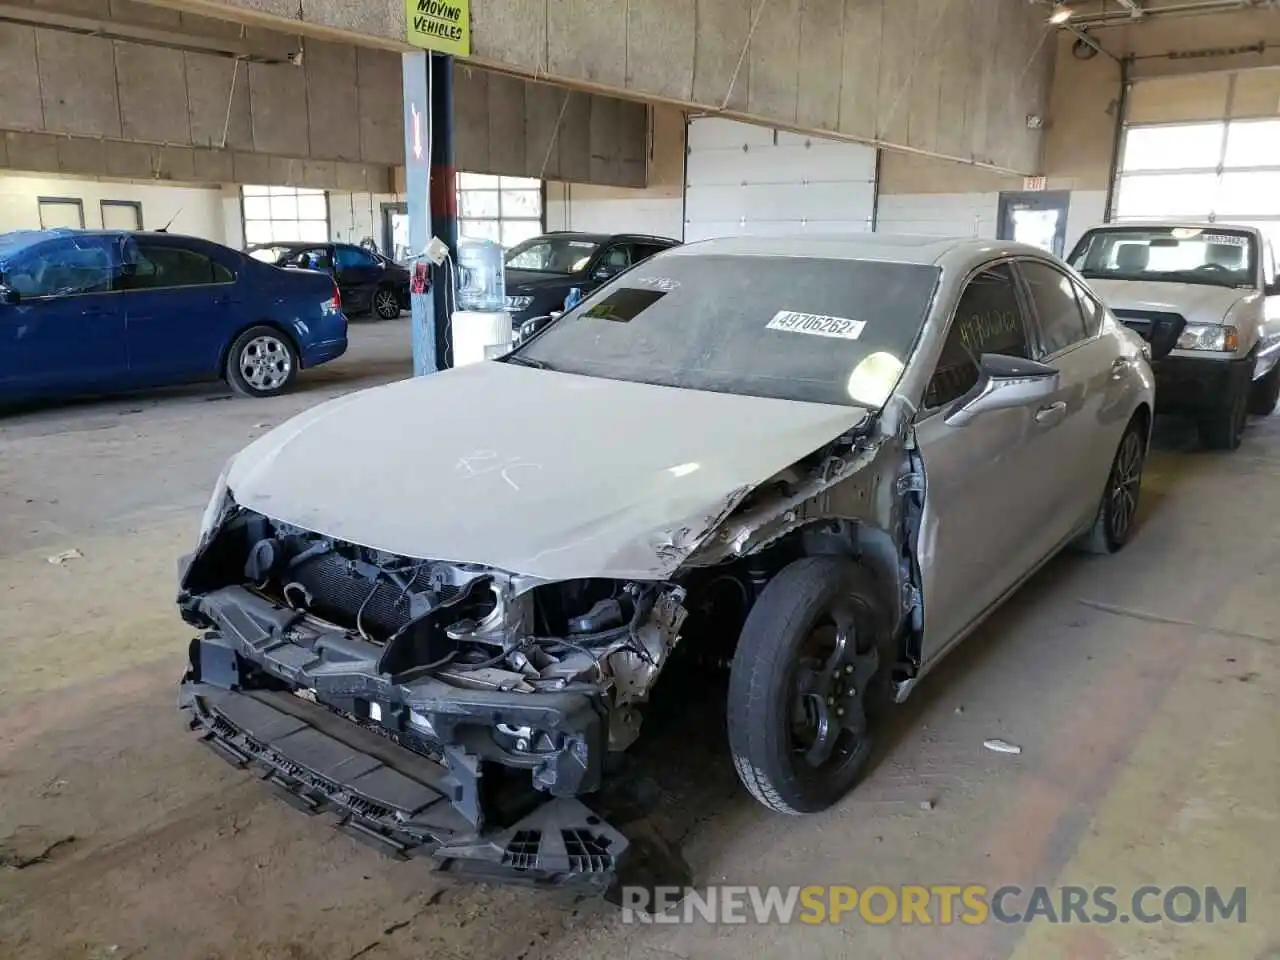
[226,325,298,398]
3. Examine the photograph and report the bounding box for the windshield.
[505,237,600,274]
[511,254,940,408]
[1068,226,1257,289]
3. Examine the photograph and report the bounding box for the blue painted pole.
[428,52,457,371]
[401,51,435,377]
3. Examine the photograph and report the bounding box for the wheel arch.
[1132,400,1152,444]
[790,520,904,638]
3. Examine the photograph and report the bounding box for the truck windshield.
[1068,226,1257,289]
[509,254,940,408]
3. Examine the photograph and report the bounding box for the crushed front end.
[178,505,691,888]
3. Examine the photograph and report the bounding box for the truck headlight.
[1176,323,1239,353]
[505,295,534,311]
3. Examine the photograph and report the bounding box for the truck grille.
[1112,308,1187,359]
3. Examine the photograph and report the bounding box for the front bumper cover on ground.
[181,679,629,887]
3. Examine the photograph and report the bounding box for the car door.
[333,244,383,313]
[913,262,1047,657]
[1014,258,1119,542]
[0,234,128,396]
[122,238,241,384]
[584,242,633,292]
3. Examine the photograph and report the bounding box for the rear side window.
[925,264,1029,409]
[130,244,228,289]
[1020,261,1089,356]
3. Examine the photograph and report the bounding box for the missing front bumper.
[181,680,628,887]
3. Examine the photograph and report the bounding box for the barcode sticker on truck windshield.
[766,310,866,340]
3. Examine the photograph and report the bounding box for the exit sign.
[1023,176,1048,192]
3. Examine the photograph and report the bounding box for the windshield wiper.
[505,355,547,369]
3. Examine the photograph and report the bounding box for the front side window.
[505,237,599,274]
[2,237,116,299]
[1020,261,1089,356]
[1072,280,1104,337]
[129,244,229,289]
[1068,226,1257,290]
[335,245,377,271]
[513,254,940,408]
[925,264,1029,410]
[281,247,333,272]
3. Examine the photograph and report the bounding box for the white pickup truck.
[1068,222,1280,450]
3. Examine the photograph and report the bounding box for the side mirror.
[945,354,1059,427]
[0,284,19,306]
[514,314,553,346]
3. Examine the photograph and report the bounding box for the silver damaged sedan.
[178,235,1155,887]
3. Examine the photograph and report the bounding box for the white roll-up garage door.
[1115,71,1280,248]
[683,118,877,242]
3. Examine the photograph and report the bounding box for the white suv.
[1069,223,1280,450]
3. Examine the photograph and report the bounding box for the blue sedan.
[0,229,348,402]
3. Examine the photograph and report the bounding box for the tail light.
[328,279,342,314]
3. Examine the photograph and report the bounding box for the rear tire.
[1198,381,1248,450]
[1248,364,1280,416]
[225,325,297,398]
[727,557,889,815]
[1080,416,1147,555]
[373,286,401,320]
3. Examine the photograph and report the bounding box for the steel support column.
[429,52,457,371]
[402,51,456,376]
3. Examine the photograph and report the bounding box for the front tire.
[373,286,401,320]
[1081,417,1146,555]
[727,557,888,815]
[1249,364,1280,416]
[225,326,297,398]
[1198,381,1247,450]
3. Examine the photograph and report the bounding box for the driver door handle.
[1035,400,1067,426]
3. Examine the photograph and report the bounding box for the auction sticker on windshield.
[767,310,866,340]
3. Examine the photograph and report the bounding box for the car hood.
[225,362,869,581]
[504,270,576,295]
[1088,278,1258,325]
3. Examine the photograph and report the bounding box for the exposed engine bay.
[191,513,696,752]
[178,505,774,884]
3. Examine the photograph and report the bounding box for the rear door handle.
[1035,401,1068,426]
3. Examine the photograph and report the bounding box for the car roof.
[246,240,334,249]
[540,231,680,244]
[1081,221,1262,234]
[663,234,1058,270]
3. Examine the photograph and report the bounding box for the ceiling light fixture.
[1049,3,1073,24]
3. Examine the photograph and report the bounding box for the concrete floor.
[1,318,1277,959]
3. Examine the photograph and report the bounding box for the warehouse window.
[456,174,542,248]
[38,197,85,229]
[100,200,142,231]
[241,186,329,245]
[1115,119,1280,245]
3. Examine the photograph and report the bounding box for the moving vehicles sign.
[405,0,470,56]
